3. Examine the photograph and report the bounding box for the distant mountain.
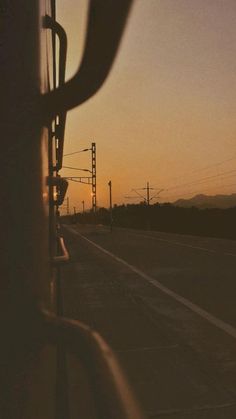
[173,193,236,209]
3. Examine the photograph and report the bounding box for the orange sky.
[57,0,236,213]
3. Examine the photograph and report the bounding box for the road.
[60,223,236,418]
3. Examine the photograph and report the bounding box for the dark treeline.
[62,203,236,240]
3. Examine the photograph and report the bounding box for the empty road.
[60,224,236,418]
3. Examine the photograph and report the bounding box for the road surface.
[60,223,236,418]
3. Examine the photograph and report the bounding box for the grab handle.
[42,0,133,118]
[44,15,67,87]
[44,15,67,170]
[53,236,69,265]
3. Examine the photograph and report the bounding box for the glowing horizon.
[58,0,236,214]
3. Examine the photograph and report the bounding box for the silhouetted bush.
[62,204,236,240]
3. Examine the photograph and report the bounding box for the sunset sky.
[58,0,236,213]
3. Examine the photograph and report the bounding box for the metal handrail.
[44,14,67,170]
[41,310,146,419]
[44,15,67,87]
[53,236,69,264]
[42,0,133,118]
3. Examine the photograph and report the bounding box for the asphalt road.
[60,223,236,419]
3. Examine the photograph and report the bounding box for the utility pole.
[108,180,113,232]
[66,197,69,215]
[62,142,97,214]
[147,181,150,206]
[91,142,96,213]
[82,200,85,213]
[128,183,164,231]
[131,182,153,206]
[146,182,151,230]
[130,182,164,206]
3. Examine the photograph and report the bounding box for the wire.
[63,148,91,156]
[165,169,236,192]
[131,189,146,201]
[149,189,165,201]
[62,166,92,173]
[161,182,236,201]
[124,196,140,199]
[159,155,236,187]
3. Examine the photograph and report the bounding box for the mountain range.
[173,193,236,209]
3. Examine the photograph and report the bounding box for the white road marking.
[67,226,236,339]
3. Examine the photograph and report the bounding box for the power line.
[159,155,236,187]
[129,183,164,205]
[124,196,140,199]
[131,188,147,201]
[165,169,236,192]
[62,165,92,173]
[150,189,165,202]
[161,182,236,201]
[63,148,91,156]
